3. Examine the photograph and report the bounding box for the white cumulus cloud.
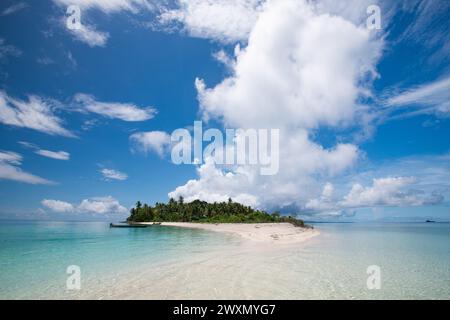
[169,0,383,211]
[158,0,263,43]
[341,177,441,208]
[196,0,382,129]
[41,199,74,213]
[169,157,260,207]
[304,177,444,214]
[42,196,127,214]
[130,131,171,157]
[78,196,128,214]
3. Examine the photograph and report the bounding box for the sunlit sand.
[139,222,319,245]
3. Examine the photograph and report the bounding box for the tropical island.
[124,198,318,244]
[127,197,310,228]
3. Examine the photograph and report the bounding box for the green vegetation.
[127,197,311,228]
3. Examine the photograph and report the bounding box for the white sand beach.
[72,223,321,299]
[139,222,319,245]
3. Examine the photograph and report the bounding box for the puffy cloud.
[130,131,171,157]
[77,196,127,214]
[73,93,156,121]
[341,177,442,208]
[158,0,263,43]
[315,0,384,26]
[304,177,444,214]
[169,0,382,211]
[169,157,260,207]
[212,49,237,69]
[41,199,74,213]
[42,196,127,214]
[196,0,382,129]
[305,182,336,212]
[100,168,128,181]
[0,91,74,137]
[170,129,359,210]
[0,151,54,185]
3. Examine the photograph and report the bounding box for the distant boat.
[426,220,436,223]
[110,223,149,228]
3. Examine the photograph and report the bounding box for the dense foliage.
[127,197,310,228]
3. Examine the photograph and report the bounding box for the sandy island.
[139,222,319,245]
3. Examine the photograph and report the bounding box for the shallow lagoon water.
[0,221,448,299]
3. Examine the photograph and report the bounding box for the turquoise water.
[286,223,450,299]
[0,221,449,299]
[0,221,240,299]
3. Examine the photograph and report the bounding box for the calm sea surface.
[0,221,448,299]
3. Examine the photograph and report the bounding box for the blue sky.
[0,0,449,221]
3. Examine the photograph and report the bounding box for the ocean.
[0,221,449,299]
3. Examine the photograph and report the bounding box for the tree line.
[127,197,310,227]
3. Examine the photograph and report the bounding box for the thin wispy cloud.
[66,51,77,68]
[54,0,159,47]
[0,38,21,60]
[100,168,128,181]
[19,141,70,161]
[36,57,55,65]
[35,150,70,161]
[73,93,157,121]
[1,2,28,17]
[68,23,109,47]
[0,150,22,165]
[0,91,74,137]
[385,76,450,118]
[0,151,55,185]
[52,0,155,14]
[397,0,450,64]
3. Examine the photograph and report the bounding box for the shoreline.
[138,222,320,245]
